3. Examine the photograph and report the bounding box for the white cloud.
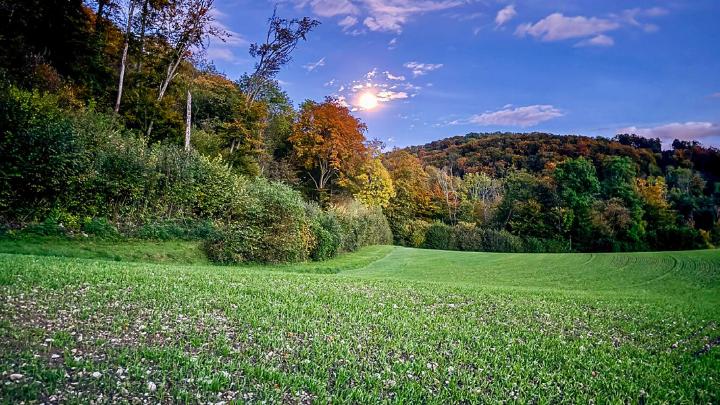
[377,90,409,101]
[388,37,398,49]
[300,0,358,17]
[362,0,464,33]
[515,8,668,46]
[515,13,619,42]
[576,34,614,47]
[205,8,249,64]
[302,57,326,72]
[384,71,406,81]
[404,61,443,77]
[289,0,464,34]
[495,5,517,27]
[331,65,423,110]
[456,105,564,127]
[618,122,720,145]
[338,15,359,30]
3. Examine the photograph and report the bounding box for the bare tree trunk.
[115,1,135,113]
[136,0,148,72]
[184,89,192,151]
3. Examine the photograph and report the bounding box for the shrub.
[522,237,571,253]
[481,229,525,253]
[307,204,341,261]
[81,217,119,238]
[333,201,392,252]
[451,222,484,251]
[0,86,90,218]
[204,179,312,264]
[422,222,453,250]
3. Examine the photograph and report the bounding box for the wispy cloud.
[404,61,443,77]
[288,0,464,34]
[338,15,359,30]
[330,67,422,110]
[618,122,720,145]
[515,13,619,42]
[385,71,406,81]
[205,7,249,65]
[296,0,358,17]
[388,37,398,50]
[576,34,614,47]
[302,57,326,72]
[495,5,516,27]
[515,8,667,47]
[453,104,564,127]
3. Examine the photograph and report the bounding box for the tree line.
[386,133,719,252]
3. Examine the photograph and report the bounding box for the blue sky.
[205,0,720,149]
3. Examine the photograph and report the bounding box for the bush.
[332,201,392,252]
[390,218,431,248]
[451,222,484,251]
[0,86,90,218]
[204,179,312,264]
[307,204,341,261]
[82,217,119,238]
[479,229,525,253]
[422,222,453,250]
[522,237,571,253]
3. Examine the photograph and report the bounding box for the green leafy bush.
[422,222,453,250]
[333,201,392,252]
[307,204,342,261]
[81,217,119,239]
[204,179,312,264]
[0,86,90,218]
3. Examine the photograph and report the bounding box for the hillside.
[380,132,720,253]
[405,132,720,182]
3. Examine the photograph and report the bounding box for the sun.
[358,92,379,110]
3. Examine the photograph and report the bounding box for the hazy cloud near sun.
[452,105,564,127]
[328,64,441,111]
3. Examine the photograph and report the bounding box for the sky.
[204,0,720,149]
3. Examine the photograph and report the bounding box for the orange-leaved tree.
[289,98,368,203]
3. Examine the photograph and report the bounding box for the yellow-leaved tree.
[346,158,395,207]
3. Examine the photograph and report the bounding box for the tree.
[244,9,319,104]
[289,98,368,203]
[461,172,503,226]
[553,157,600,249]
[346,158,395,208]
[114,0,137,113]
[383,150,433,219]
[427,164,461,224]
[147,0,226,136]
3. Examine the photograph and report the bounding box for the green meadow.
[1,239,719,403]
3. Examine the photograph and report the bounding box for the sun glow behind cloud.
[358,92,379,110]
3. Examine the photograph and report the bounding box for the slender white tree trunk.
[184,90,192,151]
[114,0,135,113]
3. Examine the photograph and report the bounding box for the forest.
[1,0,719,260]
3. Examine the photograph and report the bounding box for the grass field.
[1,239,719,403]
